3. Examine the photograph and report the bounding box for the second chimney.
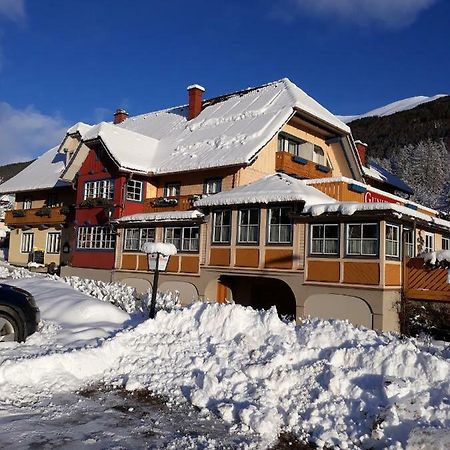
[187,84,205,120]
[113,108,129,124]
[354,140,368,166]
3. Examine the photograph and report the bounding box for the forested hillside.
[348,96,450,211]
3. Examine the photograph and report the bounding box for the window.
[164,227,199,252]
[125,180,143,202]
[313,145,325,165]
[21,232,34,253]
[46,232,61,254]
[23,198,32,210]
[443,236,450,251]
[278,134,328,166]
[346,223,378,256]
[164,183,181,197]
[204,178,222,195]
[310,224,339,255]
[268,207,292,244]
[424,233,434,253]
[238,208,259,244]
[123,228,155,251]
[404,228,415,257]
[77,226,115,249]
[84,179,114,200]
[47,194,59,207]
[385,224,400,258]
[212,210,231,244]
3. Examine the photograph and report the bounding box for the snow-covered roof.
[0,146,70,194]
[304,202,450,230]
[195,173,336,207]
[363,163,413,195]
[66,122,92,137]
[82,78,350,175]
[116,210,204,224]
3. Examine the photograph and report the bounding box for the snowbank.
[422,249,450,266]
[141,242,177,256]
[0,302,448,448]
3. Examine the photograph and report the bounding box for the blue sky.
[0,0,448,163]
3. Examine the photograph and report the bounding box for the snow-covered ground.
[0,264,449,449]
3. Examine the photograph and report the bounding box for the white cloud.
[0,0,26,23]
[0,102,68,165]
[290,0,438,28]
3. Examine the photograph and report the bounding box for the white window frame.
[83,179,114,200]
[164,183,181,197]
[76,226,115,250]
[212,210,231,244]
[123,227,155,251]
[204,178,222,195]
[46,232,61,254]
[267,207,293,244]
[125,180,143,202]
[346,223,378,257]
[310,224,339,255]
[424,232,434,253]
[237,208,260,244]
[21,232,34,253]
[442,236,450,251]
[403,228,415,257]
[164,226,200,252]
[385,224,400,258]
[23,198,32,210]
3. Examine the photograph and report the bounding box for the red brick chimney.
[187,84,205,120]
[355,140,368,166]
[113,108,129,124]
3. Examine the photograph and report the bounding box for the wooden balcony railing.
[143,195,200,213]
[275,151,330,180]
[5,206,71,226]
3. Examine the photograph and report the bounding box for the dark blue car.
[0,284,40,342]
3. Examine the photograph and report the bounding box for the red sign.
[364,191,400,204]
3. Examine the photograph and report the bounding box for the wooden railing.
[5,207,70,226]
[403,257,450,302]
[275,151,330,180]
[143,195,200,213]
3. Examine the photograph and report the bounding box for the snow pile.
[141,242,177,256]
[421,249,450,267]
[0,303,448,448]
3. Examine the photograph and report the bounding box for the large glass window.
[443,236,450,251]
[46,232,61,254]
[346,223,378,256]
[77,226,115,249]
[404,228,415,257]
[310,224,339,255]
[212,210,231,244]
[164,183,181,197]
[424,233,434,253]
[125,180,143,202]
[123,228,155,251]
[164,227,199,252]
[84,179,114,200]
[268,207,292,244]
[21,232,34,253]
[385,224,400,258]
[238,208,259,244]
[204,178,222,195]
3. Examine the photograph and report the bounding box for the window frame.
[164,226,200,253]
[212,210,231,245]
[125,179,144,202]
[123,227,156,252]
[83,179,114,200]
[46,231,61,254]
[385,223,400,259]
[237,208,260,245]
[403,227,415,258]
[442,236,450,251]
[266,206,293,245]
[309,224,340,256]
[424,232,434,253]
[345,223,379,258]
[21,232,34,253]
[204,178,222,195]
[23,198,32,210]
[76,226,116,250]
[164,183,181,197]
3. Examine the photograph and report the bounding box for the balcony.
[5,206,71,227]
[275,151,330,179]
[143,195,200,213]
